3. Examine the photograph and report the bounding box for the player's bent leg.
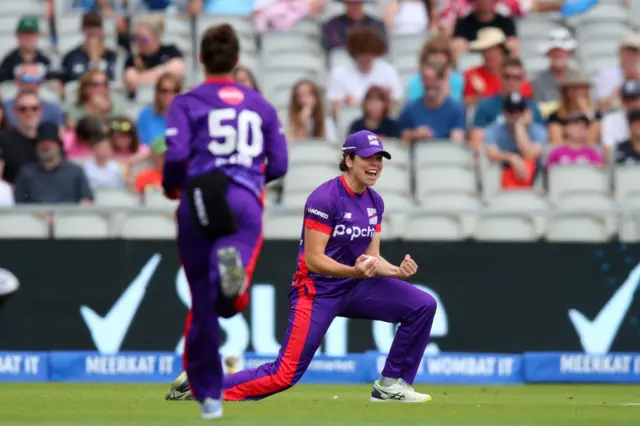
[341,277,437,403]
[223,278,337,401]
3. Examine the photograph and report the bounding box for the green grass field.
[1,384,639,426]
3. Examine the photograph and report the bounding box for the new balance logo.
[344,212,352,219]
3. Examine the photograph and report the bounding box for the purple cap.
[342,130,391,159]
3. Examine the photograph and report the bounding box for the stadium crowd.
[0,0,638,208]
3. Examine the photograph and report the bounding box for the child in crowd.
[546,112,604,169]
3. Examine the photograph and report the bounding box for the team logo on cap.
[218,86,244,105]
[368,134,380,146]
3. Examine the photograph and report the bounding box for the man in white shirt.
[601,80,640,149]
[327,27,402,119]
[594,33,640,111]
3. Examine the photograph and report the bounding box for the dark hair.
[288,79,326,139]
[339,152,356,172]
[110,115,140,153]
[232,66,260,92]
[362,86,391,121]
[76,115,108,146]
[346,27,387,58]
[0,103,9,131]
[82,12,102,29]
[200,24,239,74]
[503,57,524,71]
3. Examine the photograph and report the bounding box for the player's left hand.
[396,255,418,279]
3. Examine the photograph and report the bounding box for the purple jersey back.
[162,79,288,200]
[294,175,384,293]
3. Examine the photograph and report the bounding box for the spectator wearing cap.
[133,135,166,193]
[546,112,603,170]
[124,14,185,94]
[327,27,401,118]
[406,35,464,103]
[546,71,601,144]
[398,61,466,145]
[0,91,44,184]
[82,126,125,190]
[470,57,543,150]
[136,72,181,145]
[0,148,14,206]
[322,0,386,53]
[450,0,518,57]
[462,28,533,107]
[59,12,118,84]
[3,64,65,128]
[383,0,437,36]
[615,109,640,165]
[14,122,93,205]
[532,28,577,113]
[485,92,547,188]
[601,80,640,148]
[0,16,55,84]
[594,33,640,112]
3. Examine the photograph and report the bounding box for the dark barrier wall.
[1,240,639,354]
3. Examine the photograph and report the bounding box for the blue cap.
[342,130,391,159]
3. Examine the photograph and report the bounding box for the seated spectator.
[595,33,640,112]
[399,61,466,145]
[287,79,338,141]
[137,72,181,145]
[327,27,402,117]
[601,80,640,148]
[349,86,400,138]
[111,116,150,165]
[253,0,325,33]
[0,104,10,131]
[383,0,436,36]
[463,28,533,106]
[59,0,130,51]
[60,12,118,84]
[546,113,603,169]
[322,0,386,53]
[4,64,64,127]
[547,71,601,144]
[532,28,577,114]
[232,66,260,91]
[186,0,252,14]
[615,109,640,165]
[124,14,185,94]
[14,122,93,204]
[133,135,166,193]
[0,148,15,206]
[133,0,187,12]
[0,91,42,184]
[406,34,464,102]
[470,57,543,150]
[485,93,546,189]
[65,69,121,127]
[64,115,108,159]
[0,16,55,83]
[450,0,518,57]
[83,132,125,190]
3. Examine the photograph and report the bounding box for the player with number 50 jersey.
[162,24,288,420]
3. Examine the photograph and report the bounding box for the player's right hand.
[352,255,378,278]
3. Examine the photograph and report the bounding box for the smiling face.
[345,152,384,187]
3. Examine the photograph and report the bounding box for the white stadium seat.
[403,209,467,241]
[53,213,111,239]
[546,214,612,243]
[415,166,477,200]
[284,164,336,195]
[548,165,609,201]
[614,165,640,203]
[288,142,341,166]
[119,214,176,239]
[144,190,179,209]
[94,189,141,208]
[474,214,540,242]
[264,209,303,240]
[0,213,49,239]
[554,193,617,237]
[420,193,482,237]
[414,143,474,168]
[487,190,550,236]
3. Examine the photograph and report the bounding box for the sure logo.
[333,224,375,241]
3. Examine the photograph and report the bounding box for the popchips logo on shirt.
[333,224,375,241]
[307,208,329,220]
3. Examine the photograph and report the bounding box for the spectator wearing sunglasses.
[0,16,55,84]
[0,91,44,184]
[59,12,118,84]
[124,14,185,95]
[65,69,121,128]
[136,72,181,145]
[4,64,64,128]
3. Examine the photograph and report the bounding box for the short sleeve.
[484,124,499,146]
[472,101,492,128]
[530,124,548,144]
[304,190,338,235]
[373,192,384,233]
[452,17,468,39]
[501,16,517,37]
[164,44,183,59]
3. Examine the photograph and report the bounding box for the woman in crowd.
[406,34,464,102]
[546,112,604,169]
[546,71,601,144]
[287,79,337,142]
[232,66,260,92]
[384,0,437,36]
[66,69,120,128]
[349,86,400,138]
[136,72,182,145]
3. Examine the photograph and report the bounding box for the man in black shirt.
[616,109,640,165]
[451,0,518,57]
[60,12,118,84]
[124,14,185,94]
[0,16,56,83]
[0,91,42,184]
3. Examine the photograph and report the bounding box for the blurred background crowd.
[0,0,638,241]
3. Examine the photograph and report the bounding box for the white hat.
[469,27,507,51]
[539,28,577,54]
[621,32,640,49]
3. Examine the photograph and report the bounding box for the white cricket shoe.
[217,246,246,298]
[201,398,223,420]
[369,380,432,403]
